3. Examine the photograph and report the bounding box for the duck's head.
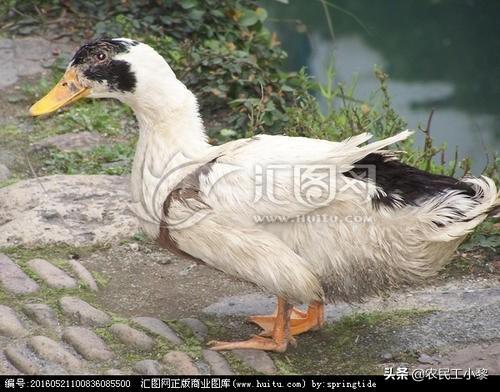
[30,38,184,116]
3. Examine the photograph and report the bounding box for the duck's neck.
[128,80,210,204]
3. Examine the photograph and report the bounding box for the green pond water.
[260,0,499,174]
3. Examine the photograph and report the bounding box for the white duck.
[30,38,499,352]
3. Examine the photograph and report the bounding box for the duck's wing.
[198,130,413,219]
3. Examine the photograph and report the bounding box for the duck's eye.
[96,52,107,61]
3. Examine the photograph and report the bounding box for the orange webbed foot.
[209,297,296,352]
[248,301,325,337]
[208,334,296,352]
[248,307,307,335]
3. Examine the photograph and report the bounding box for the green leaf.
[219,128,237,138]
[190,9,205,20]
[255,7,268,22]
[180,0,198,9]
[281,85,295,92]
[239,10,259,27]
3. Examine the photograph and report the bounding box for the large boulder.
[0,175,139,246]
[0,37,75,90]
[0,164,11,181]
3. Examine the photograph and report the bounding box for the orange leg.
[250,301,325,337]
[208,297,295,352]
[248,306,307,331]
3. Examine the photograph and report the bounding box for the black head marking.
[71,39,138,93]
[83,60,137,92]
[71,39,137,65]
[71,39,139,65]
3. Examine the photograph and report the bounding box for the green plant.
[28,99,134,140]
[460,221,500,251]
[41,142,135,175]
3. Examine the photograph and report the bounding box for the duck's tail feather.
[329,130,413,168]
[461,176,499,220]
[417,175,498,241]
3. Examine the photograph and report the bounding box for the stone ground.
[0,175,138,246]
[0,36,499,375]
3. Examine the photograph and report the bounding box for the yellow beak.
[29,68,90,116]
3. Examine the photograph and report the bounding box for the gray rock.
[0,305,28,337]
[101,159,129,170]
[0,253,39,295]
[0,44,17,89]
[381,352,393,361]
[133,359,163,375]
[0,148,15,168]
[128,243,139,252]
[417,353,440,365]
[104,368,125,375]
[22,304,59,329]
[132,317,182,345]
[0,66,17,89]
[179,318,208,341]
[110,323,155,352]
[195,360,211,376]
[28,336,83,371]
[0,350,20,374]
[16,60,42,76]
[162,351,200,375]
[0,38,14,49]
[32,132,108,152]
[40,209,61,220]
[438,342,500,373]
[59,296,111,327]
[393,301,500,351]
[14,38,58,76]
[27,259,76,289]
[68,260,98,291]
[0,164,10,181]
[62,327,114,361]
[232,349,277,375]
[4,346,40,375]
[202,350,234,375]
[203,294,278,318]
[0,175,139,247]
[0,37,72,90]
